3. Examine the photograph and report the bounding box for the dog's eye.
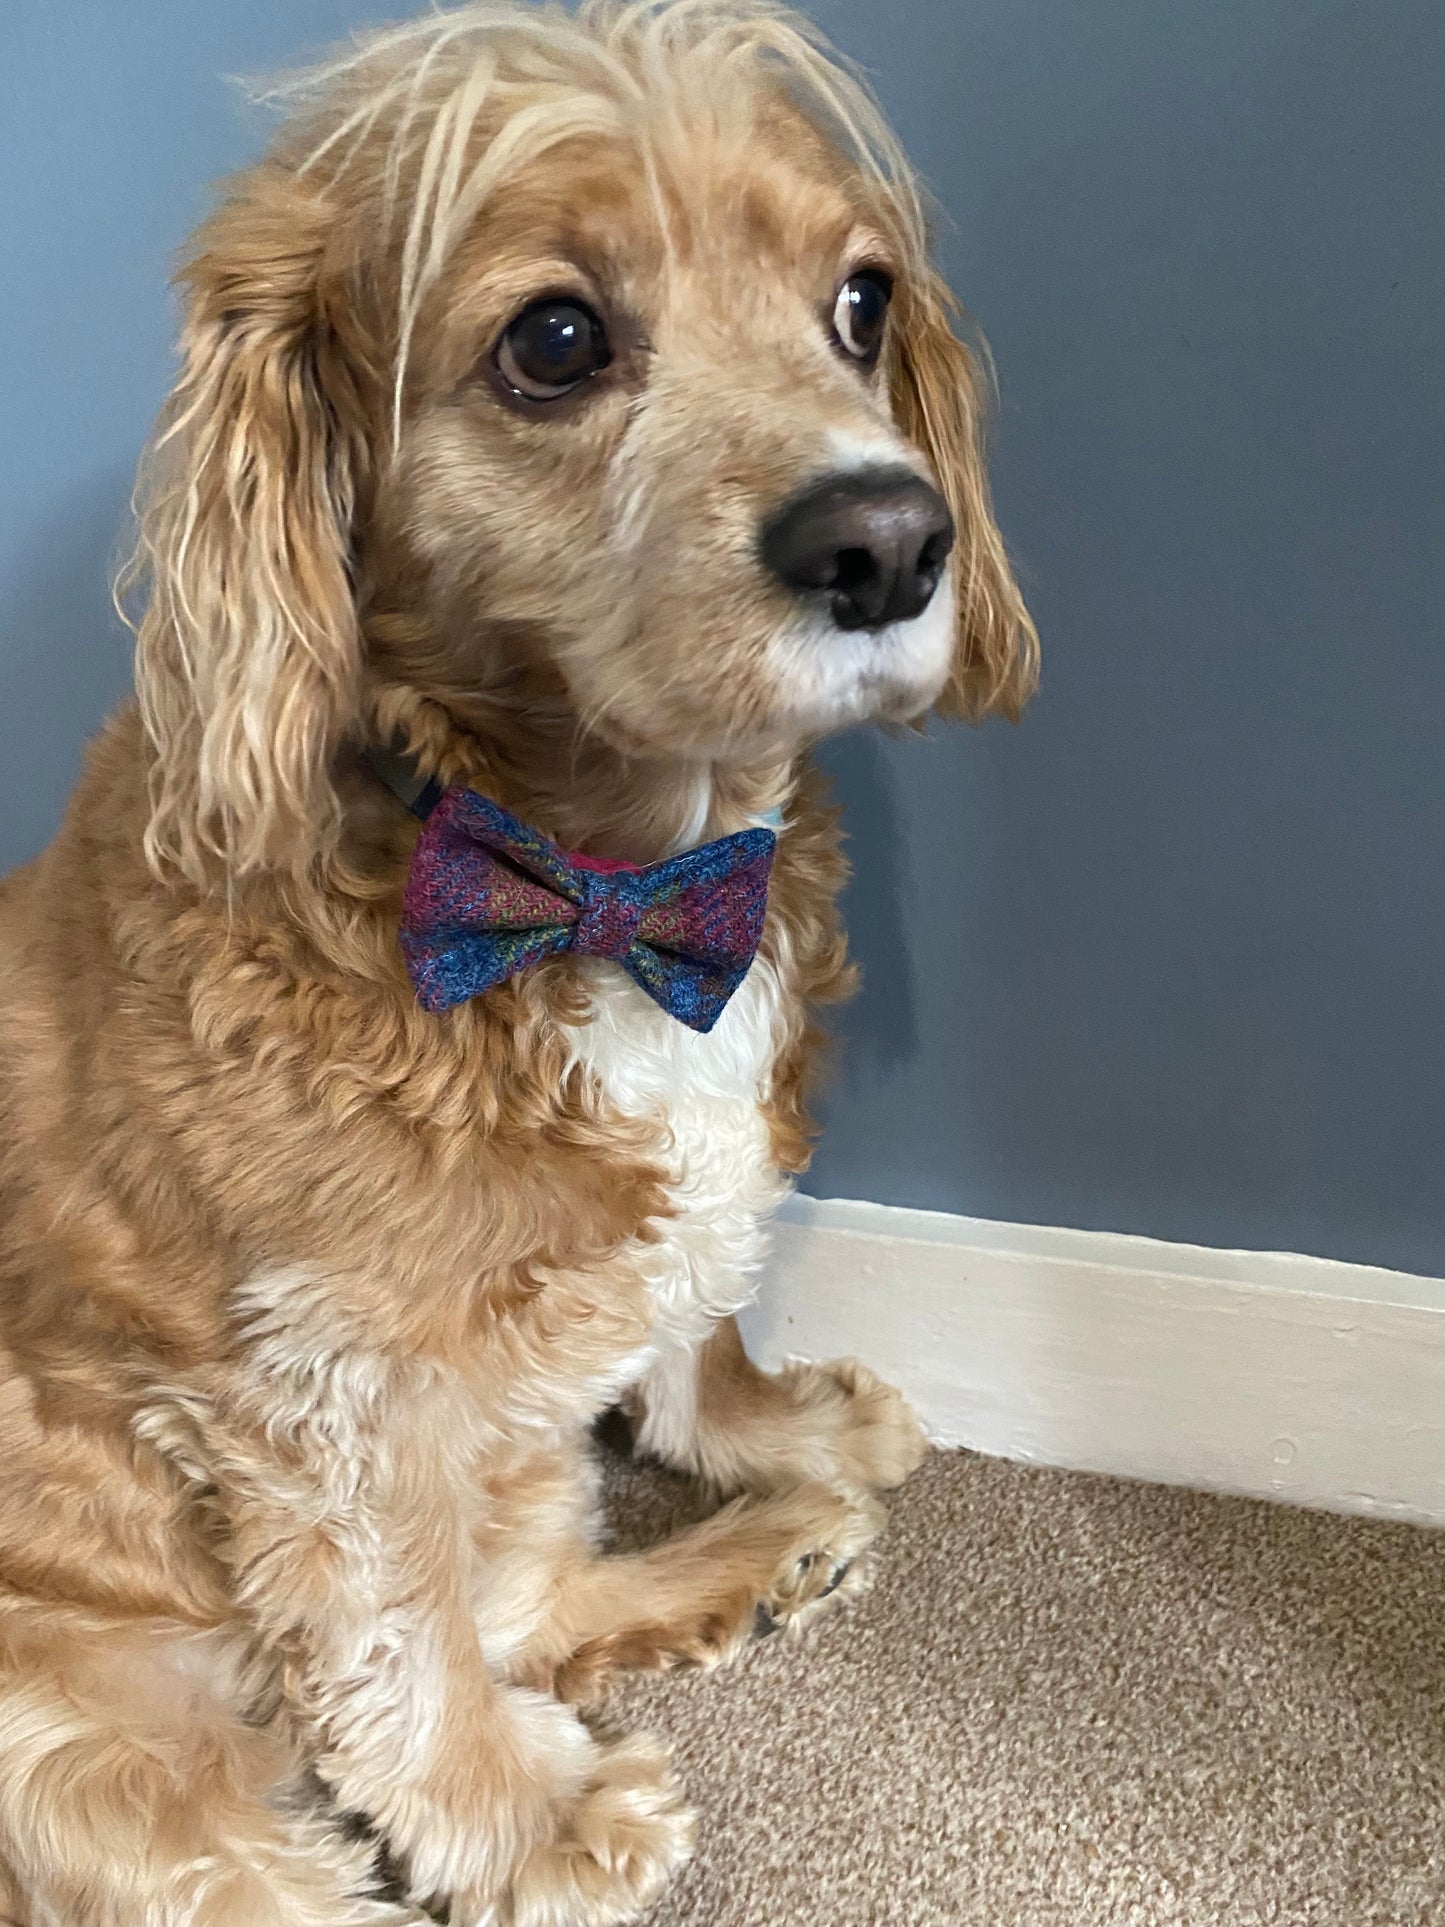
[496,298,612,401]
[832,270,892,364]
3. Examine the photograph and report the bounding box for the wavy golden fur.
[0,3,1035,1921]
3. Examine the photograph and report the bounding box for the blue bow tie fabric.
[399,788,776,1033]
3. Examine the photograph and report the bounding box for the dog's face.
[397,112,957,759]
[129,4,1036,880]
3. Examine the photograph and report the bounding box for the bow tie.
[398,787,776,1033]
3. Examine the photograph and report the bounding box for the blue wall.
[4,4,1443,1273]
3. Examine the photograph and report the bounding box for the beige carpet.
[597,1447,1445,1927]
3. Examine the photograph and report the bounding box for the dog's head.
[128,0,1037,881]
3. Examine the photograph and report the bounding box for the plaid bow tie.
[399,788,776,1033]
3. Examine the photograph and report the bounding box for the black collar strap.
[365,742,446,822]
[366,742,787,841]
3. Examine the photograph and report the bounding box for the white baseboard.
[739,1195,1445,1528]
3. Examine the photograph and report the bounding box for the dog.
[0,3,1036,1921]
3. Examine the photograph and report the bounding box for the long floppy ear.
[128,163,369,885]
[889,269,1039,720]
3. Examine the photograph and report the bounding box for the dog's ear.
[130,164,371,884]
[889,268,1038,721]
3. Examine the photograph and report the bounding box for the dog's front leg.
[208,1353,691,1926]
[629,1315,927,1498]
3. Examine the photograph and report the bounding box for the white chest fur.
[563,956,790,1358]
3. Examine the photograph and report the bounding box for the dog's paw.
[773,1357,929,1494]
[551,1483,885,1705]
[748,1479,884,1639]
[496,1735,693,1927]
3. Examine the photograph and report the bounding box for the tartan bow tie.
[399,787,776,1033]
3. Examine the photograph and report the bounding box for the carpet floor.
[597,1446,1445,1927]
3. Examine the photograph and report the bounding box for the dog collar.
[364,743,784,837]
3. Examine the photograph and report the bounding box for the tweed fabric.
[399,789,776,1031]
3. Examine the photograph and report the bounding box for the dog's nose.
[760,468,955,632]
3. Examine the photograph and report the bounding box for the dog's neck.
[361,675,794,867]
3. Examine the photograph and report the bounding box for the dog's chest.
[565,957,789,1349]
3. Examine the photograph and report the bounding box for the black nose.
[759,467,955,632]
